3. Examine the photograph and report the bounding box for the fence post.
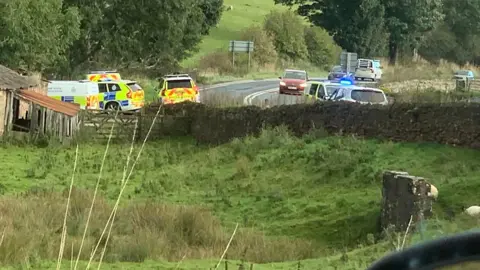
[225,260,228,270]
[297,261,301,270]
[250,263,253,270]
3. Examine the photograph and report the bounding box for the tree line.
[275,0,479,66]
[0,0,224,77]
[199,9,340,76]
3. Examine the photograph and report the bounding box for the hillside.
[1,128,479,268]
[181,0,292,67]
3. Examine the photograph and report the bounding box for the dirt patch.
[382,79,455,93]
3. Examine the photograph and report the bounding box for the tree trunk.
[388,40,398,65]
[380,171,433,233]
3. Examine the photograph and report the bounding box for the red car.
[279,69,308,95]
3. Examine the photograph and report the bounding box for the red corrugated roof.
[17,90,80,117]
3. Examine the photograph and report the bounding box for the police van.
[47,80,100,109]
[86,71,145,111]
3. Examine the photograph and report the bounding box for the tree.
[303,26,340,68]
[381,0,444,63]
[61,0,223,76]
[263,10,308,60]
[274,0,387,58]
[240,26,277,67]
[275,0,443,63]
[420,0,480,65]
[61,0,109,76]
[198,0,224,35]
[0,0,80,71]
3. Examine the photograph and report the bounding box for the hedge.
[145,101,480,148]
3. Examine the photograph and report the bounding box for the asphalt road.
[199,79,279,105]
[200,78,378,107]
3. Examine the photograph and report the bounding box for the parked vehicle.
[48,80,100,110]
[158,74,199,104]
[86,71,145,111]
[327,65,355,81]
[279,69,308,95]
[86,70,122,82]
[304,78,356,101]
[355,59,382,81]
[327,86,388,105]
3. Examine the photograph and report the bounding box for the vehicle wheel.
[105,102,120,111]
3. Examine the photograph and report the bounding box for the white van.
[48,80,100,109]
[355,59,382,81]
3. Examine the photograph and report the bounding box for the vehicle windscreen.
[167,79,192,89]
[351,89,385,103]
[127,83,143,91]
[283,71,306,80]
[326,85,339,96]
[332,66,343,73]
[455,70,472,76]
[358,60,371,68]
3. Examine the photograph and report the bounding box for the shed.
[0,64,81,140]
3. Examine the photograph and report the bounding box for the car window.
[358,60,371,68]
[167,79,192,89]
[108,83,121,92]
[309,83,319,95]
[127,83,142,92]
[332,66,343,72]
[316,85,326,98]
[283,71,307,80]
[157,79,165,90]
[351,89,386,103]
[326,85,339,96]
[98,83,107,93]
[333,89,344,100]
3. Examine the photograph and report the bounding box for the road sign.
[229,41,254,53]
[340,52,358,74]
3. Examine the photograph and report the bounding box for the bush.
[304,26,341,69]
[199,49,233,75]
[263,10,308,61]
[240,26,278,67]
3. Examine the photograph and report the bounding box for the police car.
[304,77,356,101]
[158,74,199,104]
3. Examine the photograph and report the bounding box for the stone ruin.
[380,170,435,233]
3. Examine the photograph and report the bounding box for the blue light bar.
[339,77,354,85]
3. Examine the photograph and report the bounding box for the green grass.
[1,127,480,268]
[0,129,480,269]
[182,0,292,68]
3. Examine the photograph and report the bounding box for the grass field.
[181,0,292,68]
[1,127,480,269]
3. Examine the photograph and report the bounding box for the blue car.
[328,65,355,81]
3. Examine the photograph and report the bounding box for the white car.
[326,86,388,105]
[355,59,382,81]
[304,79,356,100]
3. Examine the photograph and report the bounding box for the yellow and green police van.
[86,71,145,111]
[47,80,100,109]
[95,80,145,111]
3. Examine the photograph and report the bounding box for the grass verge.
[1,127,480,268]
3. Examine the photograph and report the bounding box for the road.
[199,78,378,107]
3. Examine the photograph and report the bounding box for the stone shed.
[0,64,81,140]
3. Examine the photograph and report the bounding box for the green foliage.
[263,10,308,60]
[0,0,81,72]
[0,0,223,76]
[382,0,444,62]
[274,0,444,62]
[240,26,278,67]
[420,0,480,65]
[303,26,341,69]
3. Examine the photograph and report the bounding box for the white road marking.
[201,78,279,91]
[243,88,278,105]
